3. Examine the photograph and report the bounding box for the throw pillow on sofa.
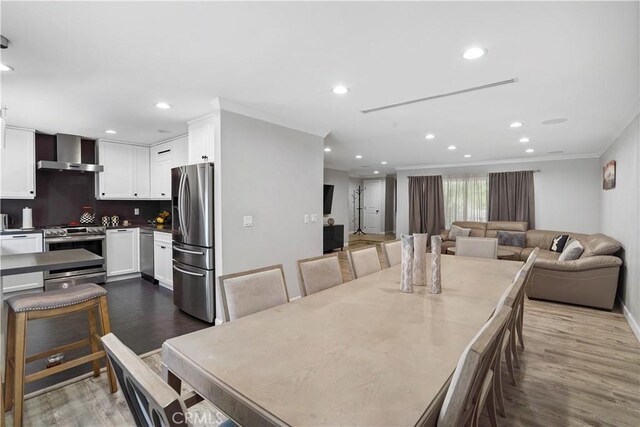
[550,234,570,253]
[496,231,526,248]
[559,239,584,261]
[448,224,472,241]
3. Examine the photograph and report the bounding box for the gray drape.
[408,176,445,236]
[488,171,535,229]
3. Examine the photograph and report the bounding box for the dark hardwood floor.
[22,278,210,393]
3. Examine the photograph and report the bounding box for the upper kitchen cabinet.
[150,142,172,200]
[187,114,215,164]
[96,140,150,200]
[0,126,36,199]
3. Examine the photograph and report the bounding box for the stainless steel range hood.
[37,134,103,172]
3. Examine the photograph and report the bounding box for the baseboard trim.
[618,296,640,342]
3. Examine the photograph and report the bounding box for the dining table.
[162,254,523,427]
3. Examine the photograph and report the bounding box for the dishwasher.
[140,229,155,283]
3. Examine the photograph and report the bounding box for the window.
[443,174,488,228]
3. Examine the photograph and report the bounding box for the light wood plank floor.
[7,239,639,426]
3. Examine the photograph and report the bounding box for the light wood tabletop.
[162,255,522,427]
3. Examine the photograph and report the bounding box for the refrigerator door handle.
[173,246,205,255]
[183,173,191,236]
[173,265,205,277]
[178,171,187,239]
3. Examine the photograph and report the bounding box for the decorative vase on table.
[413,233,428,286]
[327,217,335,226]
[400,234,414,293]
[430,235,442,294]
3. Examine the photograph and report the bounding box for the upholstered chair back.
[346,246,382,279]
[297,253,343,297]
[381,240,402,267]
[455,237,498,259]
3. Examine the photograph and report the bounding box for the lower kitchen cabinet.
[106,228,140,279]
[153,231,173,290]
[0,233,43,293]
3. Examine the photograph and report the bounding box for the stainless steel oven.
[43,225,106,290]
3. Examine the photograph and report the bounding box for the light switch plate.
[134,208,140,215]
[310,214,318,223]
[243,216,253,227]
[304,214,309,224]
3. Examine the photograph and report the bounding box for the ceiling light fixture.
[448,145,457,150]
[373,171,379,174]
[425,133,435,140]
[510,121,523,128]
[464,154,472,158]
[519,137,530,143]
[105,130,117,134]
[525,148,534,153]
[380,161,387,165]
[332,85,349,95]
[323,147,332,152]
[355,155,362,159]
[462,46,487,60]
[155,102,171,109]
[0,63,14,72]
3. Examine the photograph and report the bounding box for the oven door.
[44,235,106,280]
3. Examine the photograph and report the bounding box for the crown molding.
[210,97,330,138]
[395,153,601,171]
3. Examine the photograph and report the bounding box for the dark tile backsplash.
[0,133,170,227]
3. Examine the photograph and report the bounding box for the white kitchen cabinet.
[133,145,150,198]
[187,114,215,164]
[0,127,36,199]
[106,228,140,278]
[150,142,173,200]
[96,140,135,199]
[171,136,188,168]
[153,231,173,290]
[0,233,43,293]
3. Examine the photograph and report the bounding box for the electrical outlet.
[243,216,253,227]
[311,214,318,223]
[304,214,309,224]
[134,208,140,215]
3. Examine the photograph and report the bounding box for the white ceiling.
[1,1,638,177]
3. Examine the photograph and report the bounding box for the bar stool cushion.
[6,283,107,313]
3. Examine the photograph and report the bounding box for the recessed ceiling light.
[380,161,387,165]
[104,129,117,134]
[157,130,171,133]
[464,154,472,158]
[332,85,349,95]
[510,121,523,128]
[525,148,534,153]
[355,155,362,159]
[323,147,332,152]
[425,133,435,140]
[373,171,379,174]
[448,145,457,150]
[519,137,530,143]
[0,63,14,72]
[155,102,171,109]
[462,47,487,60]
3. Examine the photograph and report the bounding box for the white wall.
[600,114,640,339]
[396,157,601,236]
[217,110,324,322]
[323,168,349,244]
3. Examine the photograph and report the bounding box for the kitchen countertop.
[0,229,43,236]
[106,224,172,233]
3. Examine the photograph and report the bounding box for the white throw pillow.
[448,224,472,241]
[559,239,584,261]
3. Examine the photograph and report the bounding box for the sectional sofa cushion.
[485,221,528,238]
[497,231,526,248]
[452,221,487,238]
[448,224,472,241]
[550,234,570,253]
[581,233,621,258]
[559,239,584,261]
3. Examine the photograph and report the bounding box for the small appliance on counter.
[22,207,33,229]
[0,213,9,231]
[80,206,95,224]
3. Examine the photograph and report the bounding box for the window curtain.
[488,171,535,229]
[443,174,488,228]
[408,176,445,236]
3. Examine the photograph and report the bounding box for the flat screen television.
[323,184,334,215]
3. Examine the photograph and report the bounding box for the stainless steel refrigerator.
[171,163,215,323]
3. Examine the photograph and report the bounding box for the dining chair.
[101,333,237,427]
[297,253,343,297]
[437,305,512,427]
[346,245,382,279]
[455,237,498,259]
[380,240,402,267]
[219,264,289,322]
[515,248,539,350]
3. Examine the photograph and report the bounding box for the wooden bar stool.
[3,284,117,427]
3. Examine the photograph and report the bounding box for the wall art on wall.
[602,160,616,190]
